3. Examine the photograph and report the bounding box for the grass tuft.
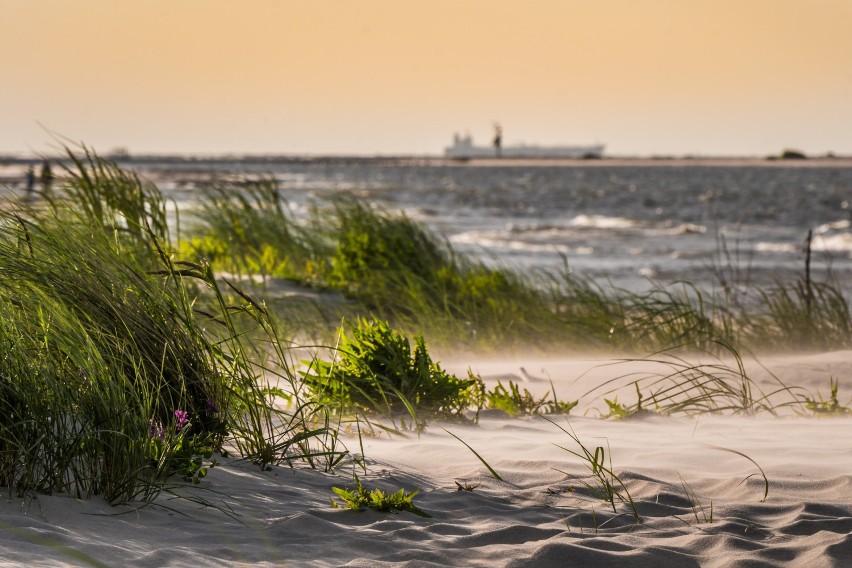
[0,149,350,503]
[543,416,639,523]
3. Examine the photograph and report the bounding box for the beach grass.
[579,341,809,418]
[184,176,852,355]
[1,147,850,513]
[187,186,563,348]
[0,150,347,501]
[545,416,639,523]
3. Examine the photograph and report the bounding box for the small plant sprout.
[804,378,851,415]
[603,383,651,419]
[331,473,430,518]
[543,416,639,523]
[486,380,577,417]
[677,473,713,525]
[455,480,480,492]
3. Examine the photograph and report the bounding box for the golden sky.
[2,0,851,155]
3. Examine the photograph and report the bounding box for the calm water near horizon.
[3,158,851,295]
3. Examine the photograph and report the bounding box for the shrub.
[303,319,478,420]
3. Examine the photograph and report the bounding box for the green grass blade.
[443,429,503,482]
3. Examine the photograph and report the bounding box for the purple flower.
[174,409,189,431]
[205,398,219,415]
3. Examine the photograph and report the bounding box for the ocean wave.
[812,233,852,253]
[507,222,567,235]
[815,219,851,234]
[450,231,502,246]
[638,266,658,279]
[568,215,707,237]
[756,242,800,254]
[569,214,638,229]
[662,222,707,235]
[449,231,584,254]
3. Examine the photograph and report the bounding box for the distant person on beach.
[40,159,53,192]
[25,166,36,201]
[493,123,502,158]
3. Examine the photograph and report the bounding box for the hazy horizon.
[3,1,851,157]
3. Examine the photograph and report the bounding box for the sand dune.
[1,352,851,566]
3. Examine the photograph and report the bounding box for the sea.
[2,157,851,296]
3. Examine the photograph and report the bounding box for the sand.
[1,351,851,566]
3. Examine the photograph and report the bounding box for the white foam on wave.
[659,222,707,235]
[815,219,851,234]
[506,223,575,239]
[449,231,573,254]
[812,232,852,253]
[756,242,800,254]
[450,231,501,246]
[503,241,574,254]
[569,215,707,237]
[569,214,637,230]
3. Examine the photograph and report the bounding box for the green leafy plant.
[602,397,631,420]
[147,410,215,484]
[804,379,851,415]
[303,318,478,422]
[331,473,430,517]
[602,383,652,419]
[486,380,577,417]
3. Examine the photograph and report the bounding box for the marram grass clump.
[0,149,345,502]
[0,204,226,500]
[186,176,852,354]
[188,188,564,349]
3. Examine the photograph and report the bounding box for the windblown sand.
[2,351,851,567]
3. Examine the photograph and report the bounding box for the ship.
[445,132,605,160]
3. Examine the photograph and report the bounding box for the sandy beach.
[4,1,852,565]
[1,350,850,567]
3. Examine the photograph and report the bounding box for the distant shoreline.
[2,154,852,169]
[444,156,852,168]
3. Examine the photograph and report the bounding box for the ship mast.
[493,123,502,158]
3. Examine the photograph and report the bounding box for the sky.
[2,0,851,157]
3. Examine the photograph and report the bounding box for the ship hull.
[445,136,604,159]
